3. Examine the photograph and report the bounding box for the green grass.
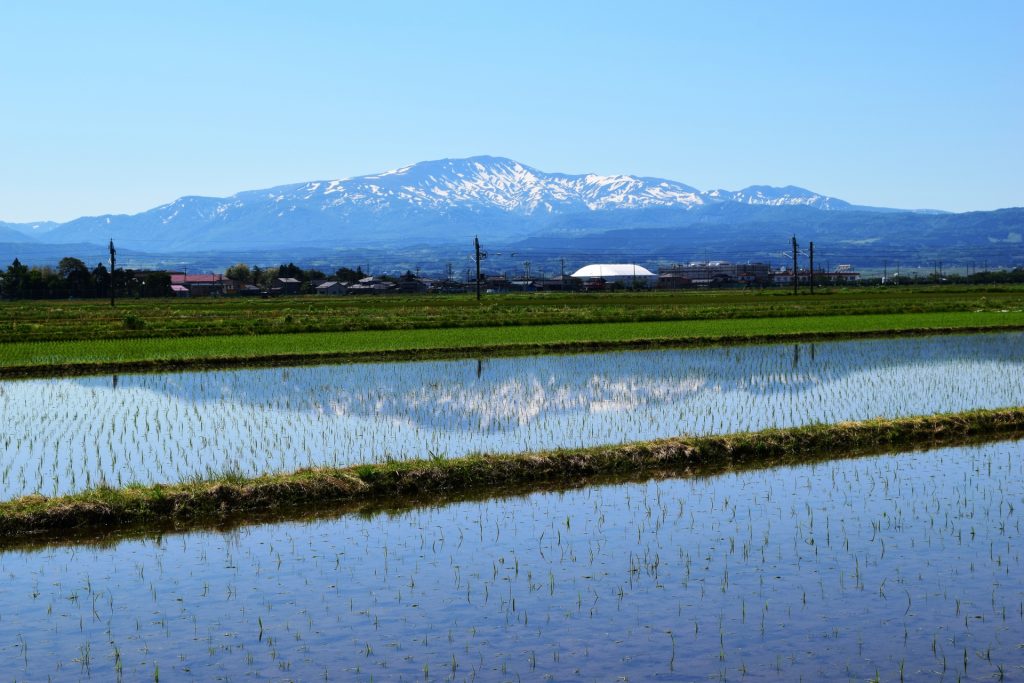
[3,406,1022,543]
[1,310,1023,376]
[2,285,1023,343]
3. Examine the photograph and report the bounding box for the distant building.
[827,268,861,283]
[658,261,771,288]
[483,275,510,293]
[272,277,302,295]
[771,270,811,286]
[170,273,232,296]
[570,264,656,289]
[316,281,348,295]
[571,264,655,279]
[396,272,429,294]
[347,276,396,295]
[773,268,860,286]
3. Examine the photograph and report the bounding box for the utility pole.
[791,235,799,294]
[474,236,482,301]
[560,258,565,282]
[809,241,815,294]
[108,238,116,307]
[883,259,888,283]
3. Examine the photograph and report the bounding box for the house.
[170,284,190,297]
[508,279,537,292]
[772,270,812,286]
[272,277,302,295]
[316,281,348,295]
[396,272,429,294]
[657,273,692,289]
[433,279,468,294]
[482,275,510,293]
[169,273,232,297]
[828,265,861,283]
[347,276,396,295]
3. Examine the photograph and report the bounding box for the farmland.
[3,332,1024,501]
[2,308,1024,377]
[1,286,1023,376]
[2,284,1024,344]
[2,289,1024,681]
[2,439,1021,680]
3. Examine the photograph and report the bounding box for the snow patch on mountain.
[10,156,869,251]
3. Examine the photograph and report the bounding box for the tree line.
[223,262,368,288]
[0,257,172,300]
[0,258,371,300]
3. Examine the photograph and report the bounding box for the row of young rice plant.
[0,439,1019,680]
[2,310,1024,373]
[3,286,1022,344]
[2,331,1024,500]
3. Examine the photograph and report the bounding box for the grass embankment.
[2,310,1024,377]
[2,285,1023,343]
[3,407,1023,542]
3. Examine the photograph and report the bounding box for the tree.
[225,263,252,284]
[58,257,90,297]
[92,263,110,300]
[334,266,366,282]
[255,266,278,288]
[278,262,304,280]
[2,258,29,299]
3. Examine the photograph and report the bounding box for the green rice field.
[2,285,1023,344]
[2,310,1024,376]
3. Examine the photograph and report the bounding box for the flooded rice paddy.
[3,331,1024,499]
[0,439,1020,681]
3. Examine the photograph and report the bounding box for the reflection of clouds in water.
[2,332,1024,498]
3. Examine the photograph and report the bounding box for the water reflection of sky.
[1,332,1023,498]
[0,441,1020,680]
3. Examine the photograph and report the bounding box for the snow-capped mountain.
[304,156,707,213]
[180,155,850,217]
[11,156,857,251]
[3,156,1019,271]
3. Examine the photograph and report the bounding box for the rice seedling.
[2,332,1024,500]
[2,309,1024,378]
[4,439,1020,680]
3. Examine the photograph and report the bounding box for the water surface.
[2,331,1023,498]
[0,440,1020,680]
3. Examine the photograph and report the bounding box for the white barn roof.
[570,264,655,278]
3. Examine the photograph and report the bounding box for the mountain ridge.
[5,156,866,250]
[1,156,1020,270]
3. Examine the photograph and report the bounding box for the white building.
[570,264,655,279]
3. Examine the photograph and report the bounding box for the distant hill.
[2,156,1021,271]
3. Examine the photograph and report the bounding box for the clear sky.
[1,1,1021,222]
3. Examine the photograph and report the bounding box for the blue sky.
[1,1,1021,221]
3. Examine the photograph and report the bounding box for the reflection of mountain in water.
[69,332,1024,431]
